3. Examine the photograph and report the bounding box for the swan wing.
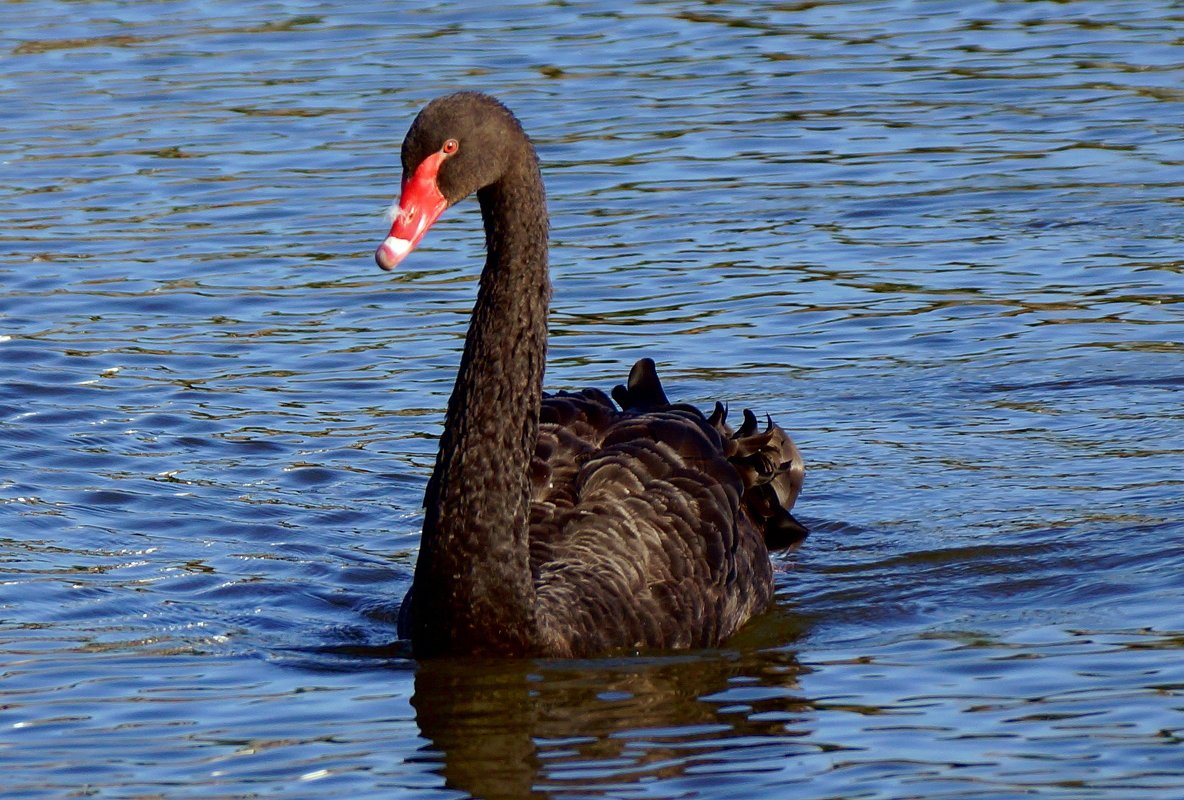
[526,360,805,654]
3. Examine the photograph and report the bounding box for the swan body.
[378,92,806,658]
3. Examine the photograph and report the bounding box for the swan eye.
[441,138,459,155]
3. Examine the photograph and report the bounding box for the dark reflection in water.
[411,644,809,800]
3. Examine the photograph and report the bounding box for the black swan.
[376,92,806,658]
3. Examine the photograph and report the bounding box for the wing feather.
[525,360,807,656]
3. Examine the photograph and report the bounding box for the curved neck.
[409,154,550,656]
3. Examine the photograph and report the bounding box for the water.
[2,1,1182,797]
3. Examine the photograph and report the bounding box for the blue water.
[2,1,1182,797]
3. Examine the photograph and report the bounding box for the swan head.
[376,92,532,271]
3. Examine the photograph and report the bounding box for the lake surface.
[2,1,1182,797]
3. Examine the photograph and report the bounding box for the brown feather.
[523,362,805,656]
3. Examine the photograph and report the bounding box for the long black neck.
[406,152,550,657]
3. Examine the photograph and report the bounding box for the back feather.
[527,358,806,656]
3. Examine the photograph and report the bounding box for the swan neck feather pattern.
[409,131,550,656]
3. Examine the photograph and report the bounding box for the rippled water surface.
[3,1,1182,797]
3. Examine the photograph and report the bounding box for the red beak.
[376,152,449,271]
